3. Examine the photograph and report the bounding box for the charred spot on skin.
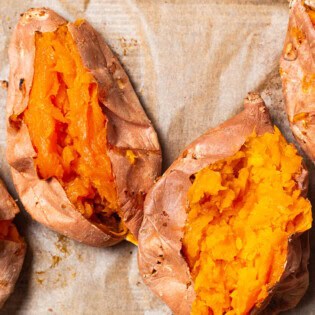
[151,268,157,275]
[1,80,8,89]
[157,254,164,266]
[182,150,188,158]
[284,42,297,61]
[192,153,197,160]
[9,114,22,131]
[162,222,167,227]
[186,281,192,289]
[162,210,168,217]
[189,174,196,183]
[108,62,117,75]
[19,78,26,95]
[24,8,47,20]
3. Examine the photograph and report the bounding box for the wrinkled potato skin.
[6,8,161,246]
[138,93,310,315]
[280,0,315,162]
[0,180,26,309]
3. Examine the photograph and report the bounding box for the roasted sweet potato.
[138,93,312,315]
[6,8,161,247]
[280,0,315,161]
[0,179,25,308]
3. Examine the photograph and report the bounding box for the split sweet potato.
[0,179,25,308]
[138,93,312,315]
[280,0,315,161]
[6,8,161,247]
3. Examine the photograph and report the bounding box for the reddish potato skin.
[6,8,161,246]
[280,0,315,162]
[138,93,310,315]
[0,180,26,309]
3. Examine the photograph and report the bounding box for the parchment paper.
[0,0,314,314]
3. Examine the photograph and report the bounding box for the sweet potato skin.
[0,180,26,309]
[137,93,310,315]
[280,0,315,162]
[6,8,161,246]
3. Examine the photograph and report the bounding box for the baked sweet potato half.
[138,93,312,315]
[280,0,315,161]
[6,8,161,247]
[0,179,26,308]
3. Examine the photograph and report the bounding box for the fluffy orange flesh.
[0,221,21,242]
[23,25,126,236]
[182,128,312,315]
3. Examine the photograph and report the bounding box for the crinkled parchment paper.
[0,0,314,314]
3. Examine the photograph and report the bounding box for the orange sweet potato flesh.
[23,26,126,236]
[138,95,311,315]
[182,128,312,315]
[7,8,161,247]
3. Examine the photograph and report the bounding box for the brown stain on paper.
[119,37,138,56]
[35,234,75,286]
[55,234,70,255]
